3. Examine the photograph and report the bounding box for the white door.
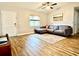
[2,10,17,36]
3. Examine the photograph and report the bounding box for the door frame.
[74,8,79,34]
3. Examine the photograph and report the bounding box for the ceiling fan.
[39,2,57,9]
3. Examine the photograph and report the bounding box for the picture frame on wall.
[53,13,63,21]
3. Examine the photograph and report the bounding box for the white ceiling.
[0,2,73,13]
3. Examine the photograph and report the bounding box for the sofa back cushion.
[48,25,59,30]
[58,25,69,30]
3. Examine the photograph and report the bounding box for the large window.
[29,16,40,27]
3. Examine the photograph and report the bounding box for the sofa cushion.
[47,29,54,32]
[54,30,64,33]
[48,25,59,30]
[59,25,67,30]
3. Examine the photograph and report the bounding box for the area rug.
[40,34,66,44]
[28,34,66,44]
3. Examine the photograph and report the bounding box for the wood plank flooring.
[10,34,79,56]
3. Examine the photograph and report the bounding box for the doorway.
[2,10,17,36]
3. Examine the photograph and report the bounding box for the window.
[29,16,40,27]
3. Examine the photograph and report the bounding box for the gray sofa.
[47,25,73,36]
[34,25,73,37]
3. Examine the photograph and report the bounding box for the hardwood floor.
[10,34,79,56]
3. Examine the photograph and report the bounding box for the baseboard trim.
[16,32,34,36]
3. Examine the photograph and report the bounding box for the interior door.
[2,11,17,36]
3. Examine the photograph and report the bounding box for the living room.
[0,2,79,56]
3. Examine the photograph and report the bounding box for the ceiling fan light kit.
[39,2,57,9]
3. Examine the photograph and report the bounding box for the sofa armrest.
[40,26,46,28]
[64,28,73,36]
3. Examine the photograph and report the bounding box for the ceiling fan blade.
[51,3,57,6]
[46,2,50,4]
[50,7,53,9]
[41,6,46,9]
[38,3,46,9]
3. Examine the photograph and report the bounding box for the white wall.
[16,9,48,35]
[49,4,74,26]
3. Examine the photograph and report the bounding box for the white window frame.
[29,16,40,27]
